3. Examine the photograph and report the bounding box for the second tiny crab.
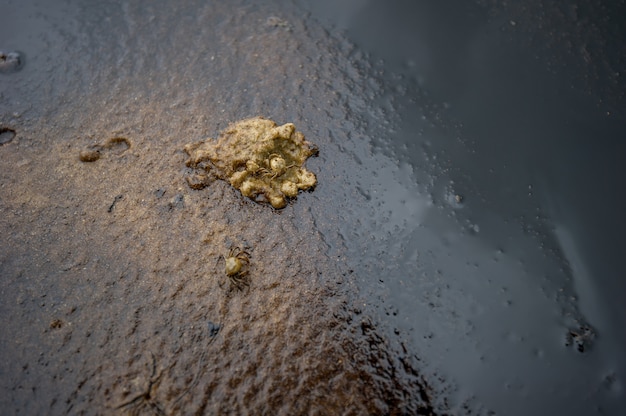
[218,246,250,291]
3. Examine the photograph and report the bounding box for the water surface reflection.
[301,0,626,414]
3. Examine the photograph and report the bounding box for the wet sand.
[1,1,440,414]
[2,0,625,415]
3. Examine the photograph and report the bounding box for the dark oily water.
[0,0,442,414]
[299,0,626,415]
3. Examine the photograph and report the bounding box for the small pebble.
[207,321,221,337]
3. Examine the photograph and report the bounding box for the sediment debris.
[184,117,318,209]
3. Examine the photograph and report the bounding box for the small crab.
[252,154,295,180]
[218,246,250,291]
[265,153,295,179]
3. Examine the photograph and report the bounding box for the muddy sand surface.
[0,1,439,414]
[3,0,626,415]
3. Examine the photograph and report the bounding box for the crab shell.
[225,256,244,276]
